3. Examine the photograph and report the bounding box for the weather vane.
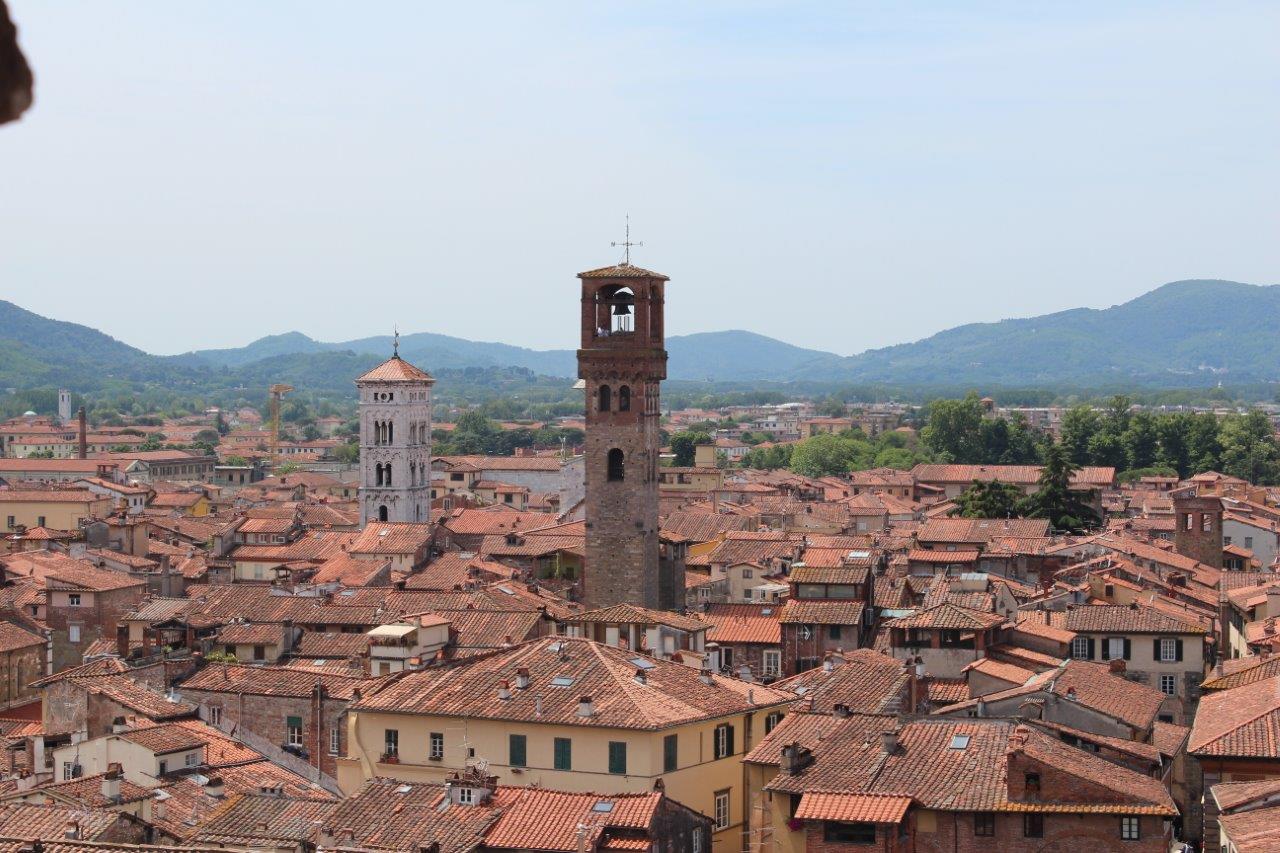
[611,215,642,265]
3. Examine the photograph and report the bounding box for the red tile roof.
[355,355,434,383]
[794,792,912,823]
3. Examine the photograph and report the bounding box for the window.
[1160,674,1177,696]
[974,812,995,836]
[598,385,611,412]
[5,516,12,529]
[607,448,625,482]
[1024,773,1040,795]
[68,625,80,643]
[430,732,444,760]
[798,625,813,641]
[67,594,81,607]
[158,760,168,775]
[828,625,842,640]
[36,516,45,527]
[330,727,341,755]
[62,761,74,781]
[823,822,875,843]
[1120,816,1140,840]
[384,729,398,758]
[618,385,630,412]
[509,734,527,767]
[554,737,572,770]
[762,650,781,678]
[1159,637,1177,662]
[1246,536,1254,549]
[608,741,627,774]
[1071,636,1090,659]
[458,786,474,805]
[713,724,735,760]
[185,752,199,767]
[209,706,222,726]
[691,829,701,853]
[714,789,731,830]
[764,712,782,734]
[1104,637,1128,660]
[1024,814,1043,837]
[286,716,303,747]
[741,567,753,579]
[253,645,266,661]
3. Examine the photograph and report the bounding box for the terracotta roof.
[292,631,371,659]
[773,649,910,714]
[701,604,782,645]
[1212,777,1280,812]
[906,548,980,564]
[36,771,152,807]
[567,604,706,633]
[1189,673,1280,758]
[1023,603,1205,635]
[0,802,119,841]
[578,263,668,280]
[214,624,284,646]
[66,674,196,721]
[348,522,432,555]
[1219,803,1280,850]
[779,599,866,626]
[1203,655,1280,691]
[45,561,146,593]
[789,564,871,585]
[192,794,340,847]
[0,622,43,653]
[911,463,1115,487]
[351,636,791,729]
[794,792,912,823]
[119,723,207,755]
[355,355,434,383]
[884,602,1004,631]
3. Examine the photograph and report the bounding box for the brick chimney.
[77,407,87,460]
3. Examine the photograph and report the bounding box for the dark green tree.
[1058,406,1101,466]
[950,479,1024,518]
[1017,443,1101,533]
[922,394,984,462]
[670,431,711,467]
[1219,411,1280,484]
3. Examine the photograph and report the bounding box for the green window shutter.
[509,734,527,767]
[1153,638,1162,660]
[554,737,572,771]
[663,734,678,772]
[1123,638,1131,660]
[286,716,302,729]
[608,741,627,775]
[727,724,736,758]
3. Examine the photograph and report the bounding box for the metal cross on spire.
[393,326,399,357]
[611,215,643,265]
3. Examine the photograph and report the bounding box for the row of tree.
[922,393,1280,484]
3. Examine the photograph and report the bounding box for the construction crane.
[268,383,294,473]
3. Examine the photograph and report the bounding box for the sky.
[2,2,1278,357]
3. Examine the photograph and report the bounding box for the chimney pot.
[881,731,897,754]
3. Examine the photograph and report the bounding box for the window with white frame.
[1120,816,1140,840]
[714,789,730,830]
[68,625,80,643]
[208,706,222,726]
[185,752,199,767]
[459,787,474,805]
[1106,637,1126,660]
[329,727,341,755]
[1159,637,1177,662]
[1071,636,1090,659]
[286,716,304,747]
[67,594,81,607]
[430,732,444,760]
[762,650,781,678]
[1160,674,1177,696]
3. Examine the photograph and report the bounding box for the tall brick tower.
[1172,487,1223,568]
[578,261,672,610]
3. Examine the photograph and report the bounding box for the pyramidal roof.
[578,263,668,281]
[356,355,434,384]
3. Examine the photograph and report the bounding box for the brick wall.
[180,684,348,778]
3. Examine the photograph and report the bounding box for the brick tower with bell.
[577,257,674,610]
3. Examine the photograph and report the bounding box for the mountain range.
[1,279,1276,394]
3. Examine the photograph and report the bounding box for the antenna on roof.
[611,215,642,265]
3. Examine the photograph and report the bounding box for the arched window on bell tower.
[598,385,612,413]
[379,505,388,522]
[618,385,630,412]
[607,448,625,482]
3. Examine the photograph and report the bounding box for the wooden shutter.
[509,734,526,767]
[1087,638,1096,659]
[1123,638,1131,660]
[1101,637,1111,660]
[1175,638,1184,661]
[726,725,736,758]
[609,741,627,774]
[1153,638,1162,660]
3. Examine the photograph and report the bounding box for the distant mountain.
[3,280,1277,394]
[812,280,1280,385]
[178,329,834,382]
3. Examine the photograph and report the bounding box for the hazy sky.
[2,2,1277,357]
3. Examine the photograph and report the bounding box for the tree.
[223,455,249,467]
[950,480,1024,519]
[1017,443,1100,533]
[921,394,984,462]
[817,395,846,418]
[333,443,359,465]
[1058,406,1101,467]
[742,443,792,470]
[1122,411,1159,471]
[670,431,711,467]
[1219,410,1280,484]
[1000,414,1045,464]
[789,433,858,477]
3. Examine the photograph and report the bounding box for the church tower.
[356,341,434,525]
[578,261,673,610]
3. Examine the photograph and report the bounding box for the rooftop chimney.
[101,764,122,802]
[633,668,647,685]
[64,821,80,841]
[204,776,224,798]
[514,667,531,689]
[881,731,898,755]
[497,680,512,701]
[576,695,595,717]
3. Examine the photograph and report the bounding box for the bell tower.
[356,340,434,526]
[578,261,673,610]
